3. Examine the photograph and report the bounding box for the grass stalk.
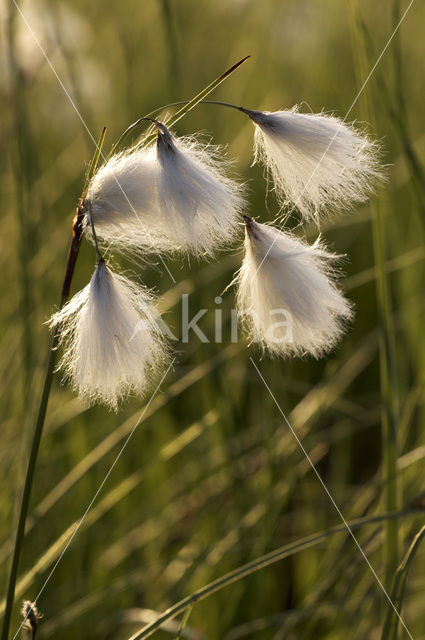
[349,1,400,588]
[167,56,249,128]
[0,129,105,640]
[108,56,249,159]
[0,331,59,640]
[0,249,79,640]
[373,199,400,588]
[381,524,425,640]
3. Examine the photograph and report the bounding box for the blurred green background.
[1,0,425,638]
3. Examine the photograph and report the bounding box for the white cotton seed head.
[247,107,384,221]
[85,126,245,257]
[85,150,176,255]
[49,260,168,410]
[235,217,353,358]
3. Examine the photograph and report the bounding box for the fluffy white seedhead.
[235,217,353,358]
[85,150,175,255]
[49,260,168,410]
[246,107,384,221]
[85,125,245,257]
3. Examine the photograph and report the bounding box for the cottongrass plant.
[46,95,384,409]
[236,216,353,357]
[2,56,385,640]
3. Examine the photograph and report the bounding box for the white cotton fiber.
[245,107,384,221]
[85,125,245,257]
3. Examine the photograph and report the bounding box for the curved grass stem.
[0,329,60,640]
[381,524,425,640]
[0,128,106,640]
[127,510,412,640]
[349,0,400,589]
[0,240,80,640]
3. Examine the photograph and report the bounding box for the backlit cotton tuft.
[235,217,353,357]
[85,149,175,254]
[49,260,168,409]
[245,107,383,221]
[85,125,245,257]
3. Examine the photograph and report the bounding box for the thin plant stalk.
[168,56,249,128]
[349,0,400,588]
[374,199,400,587]
[0,129,106,640]
[175,606,192,640]
[148,99,246,116]
[0,332,59,640]
[109,57,250,157]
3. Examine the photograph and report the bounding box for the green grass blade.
[381,525,425,640]
[175,606,192,640]
[349,0,400,588]
[167,55,249,128]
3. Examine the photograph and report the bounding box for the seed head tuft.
[235,217,353,357]
[85,124,245,258]
[21,600,42,638]
[246,106,384,221]
[49,260,169,410]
